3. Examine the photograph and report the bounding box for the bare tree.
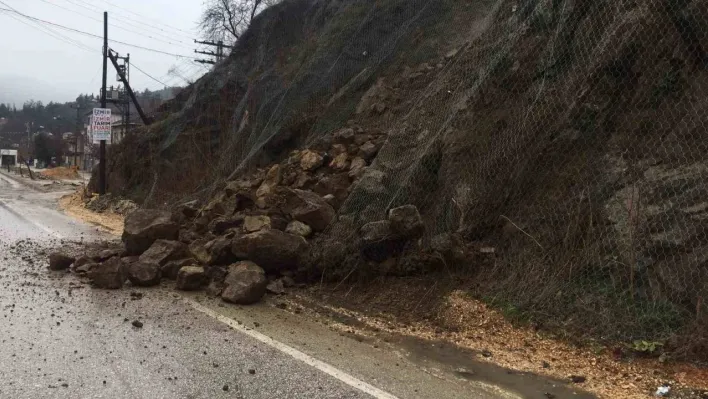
[198,0,277,43]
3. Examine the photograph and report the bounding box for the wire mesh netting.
[119,0,708,358]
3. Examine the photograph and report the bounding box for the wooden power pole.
[99,11,108,194]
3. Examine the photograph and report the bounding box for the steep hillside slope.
[102,0,708,360]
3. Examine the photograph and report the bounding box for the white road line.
[0,173,20,189]
[0,200,63,239]
[185,298,400,399]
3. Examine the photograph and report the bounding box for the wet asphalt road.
[0,173,595,399]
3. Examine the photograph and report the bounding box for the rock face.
[231,229,308,272]
[122,209,179,255]
[48,252,75,271]
[138,240,186,266]
[176,266,206,290]
[88,257,125,289]
[126,261,161,287]
[283,189,335,231]
[388,205,424,238]
[221,261,267,304]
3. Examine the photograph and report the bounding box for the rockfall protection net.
[152,0,708,358]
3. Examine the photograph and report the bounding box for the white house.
[0,149,18,167]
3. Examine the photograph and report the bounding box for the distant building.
[0,149,18,167]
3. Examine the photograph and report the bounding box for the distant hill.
[0,74,73,106]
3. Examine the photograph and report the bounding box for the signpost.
[91,108,112,144]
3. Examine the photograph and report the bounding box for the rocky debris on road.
[231,229,308,273]
[52,125,420,308]
[126,261,162,287]
[131,320,143,328]
[88,257,125,289]
[176,266,206,291]
[48,252,75,271]
[138,240,186,266]
[221,261,267,304]
[122,209,179,255]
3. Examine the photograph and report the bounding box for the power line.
[0,6,198,59]
[95,0,195,35]
[33,0,193,49]
[131,62,169,87]
[0,1,94,52]
[62,0,195,41]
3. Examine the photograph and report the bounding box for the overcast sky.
[0,0,208,105]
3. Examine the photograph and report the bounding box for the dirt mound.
[59,191,125,235]
[40,166,80,180]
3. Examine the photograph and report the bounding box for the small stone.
[243,215,271,233]
[542,361,550,369]
[329,153,349,170]
[131,320,143,328]
[300,150,324,171]
[570,375,586,383]
[49,252,75,271]
[284,221,312,238]
[266,279,286,295]
[222,384,229,392]
[481,350,492,358]
[248,369,256,375]
[358,141,378,160]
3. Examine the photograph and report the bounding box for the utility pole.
[114,52,130,140]
[194,39,233,65]
[108,50,152,125]
[99,11,108,195]
[70,104,82,168]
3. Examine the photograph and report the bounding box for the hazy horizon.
[0,0,209,106]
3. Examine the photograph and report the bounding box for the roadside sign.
[91,108,112,144]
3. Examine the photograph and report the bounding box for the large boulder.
[122,209,179,255]
[138,240,186,266]
[221,261,267,305]
[162,258,198,280]
[282,189,335,231]
[190,235,235,266]
[231,229,308,272]
[48,252,75,271]
[88,257,126,289]
[176,266,206,291]
[388,205,424,239]
[126,261,161,287]
[359,220,404,261]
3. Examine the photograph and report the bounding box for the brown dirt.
[40,166,81,180]
[293,276,708,399]
[59,190,124,235]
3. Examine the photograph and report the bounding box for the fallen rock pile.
[48,125,427,305]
